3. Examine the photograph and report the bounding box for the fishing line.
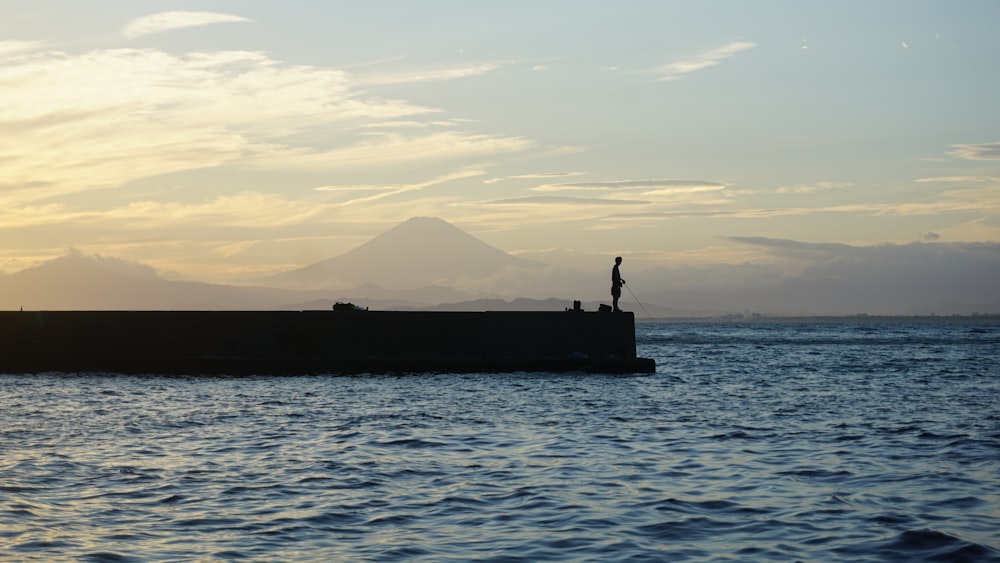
[624,283,655,321]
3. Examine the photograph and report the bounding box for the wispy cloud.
[123,11,253,40]
[949,141,1000,161]
[916,176,1000,184]
[602,182,1000,221]
[103,192,334,228]
[315,166,487,208]
[255,132,533,172]
[484,172,587,184]
[0,191,331,230]
[361,119,467,129]
[475,196,649,206]
[0,47,523,205]
[0,40,47,57]
[652,41,756,82]
[773,181,853,194]
[357,63,499,85]
[214,240,259,258]
[534,179,725,192]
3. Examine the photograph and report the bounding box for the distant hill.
[0,251,472,311]
[0,250,324,310]
[266,216,543,290]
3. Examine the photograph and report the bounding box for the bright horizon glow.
[1,2,999,295]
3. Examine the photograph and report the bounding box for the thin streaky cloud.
[0,192,330,230]
[255,132,534,172]
[340,54,409,70]
[774,181,853,194]
[535,179,725,191]
[725,236,856,255]
[475,196,649,206]
[0,40,48,57]
[916,176,1000,183]
[313,184,401,192]
[356,63,499,86]
[320,166,487,208]
[361,120,462,129]
[511,172,587,180]
[603,186,1000,220]
[485,172,587,183]
[653,41,756,82]
[949,142,1000,161]
[123,11,253,40]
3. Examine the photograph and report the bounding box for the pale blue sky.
[1,1,998,287]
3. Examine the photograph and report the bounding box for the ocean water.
[2,320,998,562]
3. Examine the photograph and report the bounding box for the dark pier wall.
[0,311,653,374]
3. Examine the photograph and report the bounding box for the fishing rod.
[623,282,655,321]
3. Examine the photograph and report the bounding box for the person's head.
[615,256,622,265]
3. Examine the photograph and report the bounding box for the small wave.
[81,553,142,563]
[776,468,854,482]
[842,529,1000,562]
[373,438,446,448]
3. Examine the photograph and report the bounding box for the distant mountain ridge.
[0,251,327,310]
[5,218,995,315]
[0,217,547,310]
[266,216,543,290]
[0,251,474,311]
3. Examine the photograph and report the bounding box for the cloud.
[601,176,1000,222]
[314,166,487,208]
[0,47,523,205]
[254,131,534,171]
[949,142,1000,161]
[725,236,857,257]
[916,176,1000,184]
[534,179,725,192]
[214,240,258,258]
[123,11,253,40]
[0,40,47,57]
[106,192,335,228]
[361,119,467,129]
[652,41,756,82]
[485,172,587,184]
[889,185,1000,216]
[476,196,649,206]
[356,63,499,86]
[773,181,853,194]
[0,190,340,233]
[725,236,1000,268]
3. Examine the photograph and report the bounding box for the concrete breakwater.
[0,310,655,374]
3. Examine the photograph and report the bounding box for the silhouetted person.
[611,256,625,312]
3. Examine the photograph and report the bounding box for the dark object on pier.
[0,310,655,375]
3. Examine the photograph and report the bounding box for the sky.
[2,1,999,298]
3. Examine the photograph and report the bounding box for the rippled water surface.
[2,320,999,562]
